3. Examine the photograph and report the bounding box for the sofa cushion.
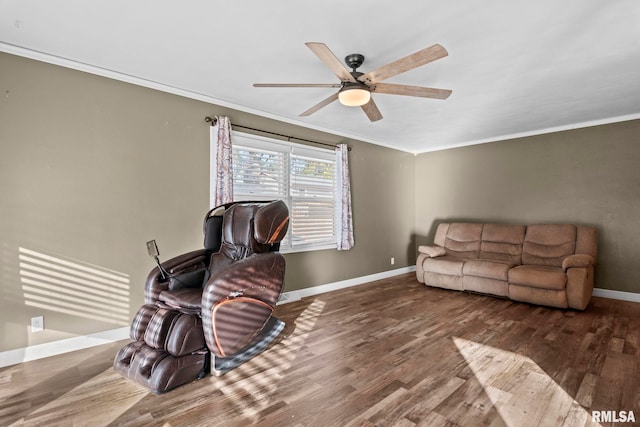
[424,271,463,291]
[463,276,509,297]
[522,224,576,267]
[509,284,568,308]
[479,224,525,264]
[422,255,465,276]
[508,265,567,290]
[444,223,482,259]
[463,259,513,281]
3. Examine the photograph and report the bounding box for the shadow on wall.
[16,247,131,324]
[2,243,132,352]
[414,217,458,251]
[406,233,418,266]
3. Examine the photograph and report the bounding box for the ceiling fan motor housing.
[345,53,365,71]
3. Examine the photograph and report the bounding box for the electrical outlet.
[390,257,395,265]
[31,316,44,332]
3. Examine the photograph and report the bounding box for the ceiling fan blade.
[254,83,341,88]
[361,98,383,122]
[305,42,357,83]
[371,83,452,99]
[299,92,340,117]
[358,44,448,85]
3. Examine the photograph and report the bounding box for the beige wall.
[0,53,416,352]
[3,50,638,354]
[414,119,640,294]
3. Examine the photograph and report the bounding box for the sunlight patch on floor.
[453,337,601,427]
[9,367,148,426]
[214,298,326,419]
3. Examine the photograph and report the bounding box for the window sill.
[281,244,337,254]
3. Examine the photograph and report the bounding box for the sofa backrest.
[434,222,597,266]
[522,224,576,267]
[440,223,483,258]
[522,224,598,267]
[480,224,526,264]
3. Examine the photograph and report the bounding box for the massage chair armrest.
[418,245,447,258]
[200,252,286,356]
[144,249,209,304]
[202,251,285,313]
[562,254,595,272]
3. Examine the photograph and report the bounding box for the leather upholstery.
[113,305,208,393]
[202,252,286,357]
[114,200,289,393]
[201,202,288,357]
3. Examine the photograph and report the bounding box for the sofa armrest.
[418,245,446,258]
[562,254,595,271]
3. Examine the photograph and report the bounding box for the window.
[222,132,338,253]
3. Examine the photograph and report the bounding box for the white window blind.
[229,132,337,252]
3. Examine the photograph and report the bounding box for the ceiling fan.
[254,42,452,122]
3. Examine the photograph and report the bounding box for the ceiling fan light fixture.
[338,85,371,107]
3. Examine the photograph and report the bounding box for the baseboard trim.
[3,271,635,368]
[1,267,415,368]
[0,327,130,368]
[277,266,417,304]
[593,287,640,303]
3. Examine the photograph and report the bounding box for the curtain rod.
[204,116,351,151]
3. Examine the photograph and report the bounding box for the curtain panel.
[336,143,354,250]
[210,116,233,206]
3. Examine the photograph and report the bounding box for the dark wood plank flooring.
[1,273,639,426]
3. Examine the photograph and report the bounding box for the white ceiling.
[1,0,639,153]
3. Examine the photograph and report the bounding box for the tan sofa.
[416,223,597,310]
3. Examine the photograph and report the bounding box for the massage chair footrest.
[130,304,207,357]
[213,316,285,376]
[115,305,209,393]
[114,341,209,394]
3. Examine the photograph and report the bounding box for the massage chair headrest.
[203,200,289,252]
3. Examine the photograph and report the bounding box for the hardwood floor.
[1,273,639,426]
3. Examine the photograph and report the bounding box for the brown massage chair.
[114,200,289,393]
